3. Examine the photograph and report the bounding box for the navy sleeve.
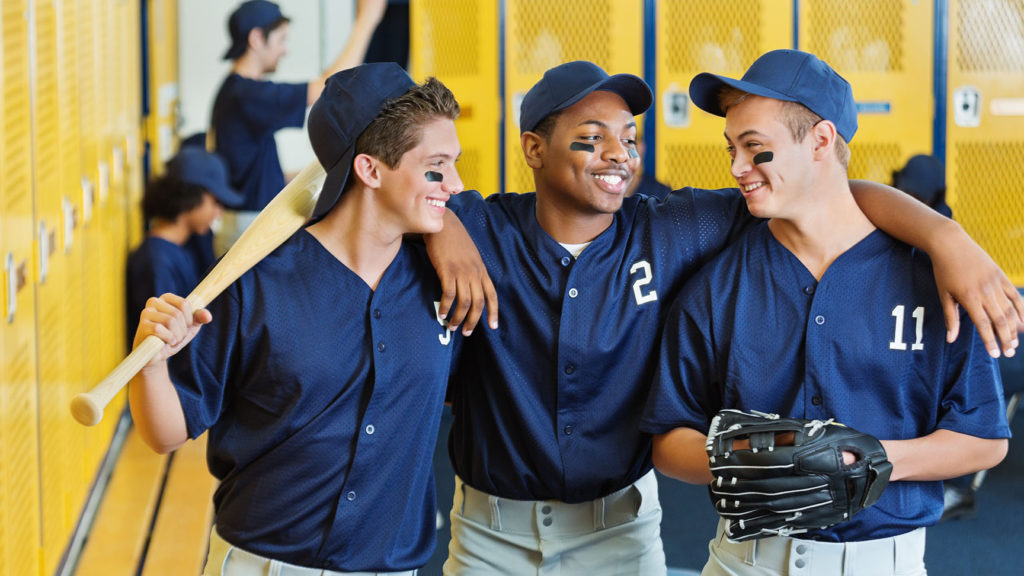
[238,80,308,133]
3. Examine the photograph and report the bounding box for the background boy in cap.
[642,49,1010,576]
[211,0,386,254]
[126,146,243,347]
[128,62,464,575]
[427,59,1022,575]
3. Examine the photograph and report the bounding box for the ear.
[521,131,546,169]
[351,153,382,189]
[810,120,838,161]
[247,27,265,51]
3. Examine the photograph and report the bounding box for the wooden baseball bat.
[70,160,327,426]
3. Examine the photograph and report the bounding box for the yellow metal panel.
[504,0,643,194]
[946,0,1024,286]
[411,0,501,196]
[799,0,933,183]
[655,0,793,190]
[1,1,42,575]
[147,0,179,174]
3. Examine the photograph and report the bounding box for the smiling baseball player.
[129,63,464,575]
[642,49,1010,576]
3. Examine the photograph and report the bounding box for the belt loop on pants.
[489,495,502,531]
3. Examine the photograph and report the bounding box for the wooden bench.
[75,430,216,575]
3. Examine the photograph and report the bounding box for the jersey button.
[373,309,382,319]
[560,256,571,267]
[814,315,825,325]
[564,425,574,435]
[568,288,578,298]
[377,342,386,352]
[365,424,375,435]
[803,285,815,295]
[811,395,823,406]
[564,364,576,375]
[347,491,357,501]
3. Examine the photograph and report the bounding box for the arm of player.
[307,0,388,105]
[128,293,211,454]
[881,429,1008,482]
[849,179,1024,358]
[652,427,715,485]
[423,209,499,336]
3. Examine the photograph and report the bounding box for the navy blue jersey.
[446,188,752,502]
[211,74,307,211]
[125,236,199,348]
[642,224,1010,541]
[172,231,455,571]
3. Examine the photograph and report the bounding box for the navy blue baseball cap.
[223,0,288,60]
[519,61,653,134]
[307,62,417,219]
[167,147,244,208]
[689,49,858,142]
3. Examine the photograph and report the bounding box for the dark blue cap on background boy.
[167,147,245,208]
[223,0,288,60]
[307,62,416,219]
[519,61,653,133]
[689,49,858,142]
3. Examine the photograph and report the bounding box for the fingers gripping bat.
[70,161,327,426]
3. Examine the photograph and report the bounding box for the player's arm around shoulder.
[881,429,1007,482]
[128,293,211,454]
[653,426,715,485]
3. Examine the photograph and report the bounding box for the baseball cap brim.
[312,146,356,220]
[521,73,652,133]
[208,181,245,209]
[689,73,799,118]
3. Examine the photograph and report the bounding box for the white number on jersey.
[630,260,658,306]
[890,304,925,351]
[433,301,453,346]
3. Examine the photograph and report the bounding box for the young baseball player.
[426,60,1023,575]
[211,0,386,253]
[129,63,463,575]
[125,146,243,347]
[641,49,1010,576]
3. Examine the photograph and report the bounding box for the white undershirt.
[559,241,592,259]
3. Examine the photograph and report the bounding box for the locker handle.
[5,252,15,323]
[39,221,49,284]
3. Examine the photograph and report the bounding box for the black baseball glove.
[705,409,892,542]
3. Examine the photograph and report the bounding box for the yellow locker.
[504,0,643,194]
[1,1,42,575]
[799,0,933,183]
[147,0,179,174]
[411,0,501,196]
[946,0,1024,286]
[654,0,793,190]
[31,1,79,574]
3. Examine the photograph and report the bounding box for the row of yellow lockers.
[0,1,177,575]
[412,0,1024,285]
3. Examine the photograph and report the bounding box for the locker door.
[946,0,1024,286]
[411,0,501,196]
[654,0,793,190]
[1,2,42,576]
[504,0,643,194]
[798,0,934,183]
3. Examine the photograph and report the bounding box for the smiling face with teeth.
[374,117,464,236]
[524,90,640,242]
[723,95,821,220]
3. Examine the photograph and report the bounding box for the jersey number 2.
[630,261,658,306]
[890,305,924,351]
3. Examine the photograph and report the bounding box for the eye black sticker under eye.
[425,171,444,182]
[569,142,595,153]
[628,148,640,159]
[753,151,774,165]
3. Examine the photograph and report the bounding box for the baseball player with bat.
[642,50,1011,576]
[426,60,1022,575]
[129,63,464,575]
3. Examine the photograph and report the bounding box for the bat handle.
[70,335,166,426]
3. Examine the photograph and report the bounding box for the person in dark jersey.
[129,64,465,575]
